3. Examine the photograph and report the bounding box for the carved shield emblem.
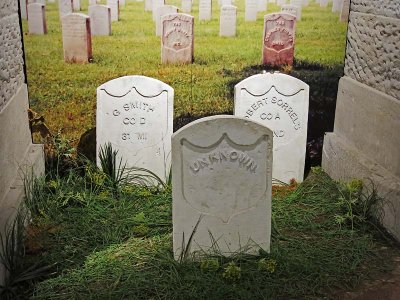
[162,16,192,51]
[180,133,270,223]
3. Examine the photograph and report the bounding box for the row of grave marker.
[96,73,308,257]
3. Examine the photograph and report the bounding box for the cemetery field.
[23,0,348,147]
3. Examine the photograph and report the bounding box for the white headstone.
[340,0,349,22]
[89,0,97,5]
[73,0,81,11]
[107,0,119,21]
[172,115,273,258]
[28,3,47,35]
[257,0,267,12]
[120,0,126,6]
[181,0,192,13]
[220,5,236,37]
[319,0,328,7]
[245,0,257,21]
[89,5,111,36]
[332,0,343,13]
[276,0,286,5]
[156,5,178,36]
[59,0,73,20]
[199,0,211,21]
[152,0,164,21]
[220,0,232,6]
[61,13,92,63]
[145,0,152,11]
[290,0,302,7]
[20,0,28,19]
[234,73,309,183]
[161,13,194,64]
[96,76,174,183]
[281,4,301,20]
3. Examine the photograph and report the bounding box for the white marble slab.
[220,5,236,37]
[28,3,47,34]
[89,5,111,36]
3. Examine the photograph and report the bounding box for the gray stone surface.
[339,0,349,22]
[20,0,27,19]
[59,0,73,20]
[28,3,47,34]
[181,0,191,13]
[332,0,343,13]
[107,0,119,21]
[344,12,400,99]
[281,4,301,20]
[172,115,272,258]
[351,0,400,19]
[199,0,211,21]
[245,0,257,21]
[152,0,164,21]
[73,0,81,11]
[89,5,111,36]
[220,5,236,37]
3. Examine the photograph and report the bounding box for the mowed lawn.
[23,0,347,144]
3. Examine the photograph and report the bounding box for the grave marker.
[257,0,267,12]
[156,5,178,36]
[96,76,174,183]
[172,115,273,258]
[20,0,28,19]
[89,5,112,36]
[290,0,302,7]
[152,0,164,21]
[234,72,309,183]
[281,4,301,20]
[262,13,296,66]
[28,3,47,35]
[199,0,211,21]
[220,5,237,37]
[61,13,92,63]
[181,0,192,13]
[245,0,257,22]
[59,0,73,20]
[340,0,349,22]
[276,0,286,6]
[73,0,81,11]
[220,0,232,6]
[332,0,343,13]
[145,0,152,12]
[161,13,194,64]
[107,0,119,21]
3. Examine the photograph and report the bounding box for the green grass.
[23,0,347,144]
[17,165,398,299]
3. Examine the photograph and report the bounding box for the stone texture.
[152,0,164,21]
[172,115,272,258]
[59,0,73,20]
[234,72,309,183]
[161,13,194,64]
[262,13,296,66]
[145,0,152,11]
[107,0,119,22]
[181,0,191,13]
[220,5,237,37]
[28,3,47,34]
[344,12,400,100]
[89,5,111,36]
[96,76,174,183]
[156,5,178,36]
[332,0,343,13]
[281,4,301,20]
[199,0,211,21]
[351,0,400,19]
[245,0,257,22]
[61,13,92,63]
[340,0,350,22]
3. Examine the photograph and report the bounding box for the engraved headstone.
[161,13,194,64]
[319,0,328,7]
[332,0,343,13]
[339,0,349,22]
[152,0,164,21]
[20,0,28,19]
[96,76,174,183]
[172,115,273,258]
[262,13,296,66]
[245,0,257,22]
[28,3,47,35]
[181,0,192,13]
[107,0,119,21]
[234,73,309,183]
[89,5,111,36]
[145,0,152,12]
[59,0,73,20]
[199,0,211,21]
[73,0,81,11]
[257,0,267,12]
[156,5,178,36]
[220,5,237,37]
[61,13,92,63]
[281,4,301,20]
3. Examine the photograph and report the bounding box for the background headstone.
[339,0,349,22]
[28,3,47,35]
[120,0,126,7]
[245,0,257,22]
[319,0,328,7]
[332,0,343,13]
[61,13,92,63]
[20,0,28,19]
[107,0,119,21]
[152,0,164,21]
[59,0,73,20]
[199,0,211,21]
[161,13,194,64]
[220,0,232,6]
[281,4,301,20]
[181,0,192,13]
[96,75,174,183]
[276,0,286,6]
[257,0,267,12]
[234,73,309,183]
[89,5,111,36]
[290,0,302,7]
[220,5,237,37]
[156,5,178,36]
[73,0,81,11]
[145,0,152,12]
[89,0,97,5]
[262,13,296,66]
[172,115,273,258]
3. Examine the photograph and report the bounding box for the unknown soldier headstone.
[257,0,267,12]
[332,0,343,13]
[61,13,92,63]
[181,0,192,13]
[59,0,73,20]
[161,13,194,64]
[172,115,273,258]
[262,13,296,66]
[234,73,309,182]
[152,0,164,21]
[107,0,119,21]
[89,5,111,36]
[28,3,47,35]
[245,0,257,21]
[281,4,301,20]
[156,5,178,36]
[199,0,211,21]
[73,0,81,11]
[145,0,152,11]
[339,0,349,22]
[220,5,237,37]
[96,76,174,183]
